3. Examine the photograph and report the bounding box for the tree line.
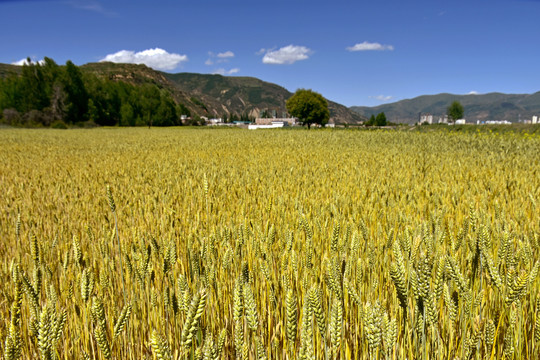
[0,58,194,127]
[365,112,387,126]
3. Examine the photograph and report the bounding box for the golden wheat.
[0,127,538,359]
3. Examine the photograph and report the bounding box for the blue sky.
[1,0,540,107]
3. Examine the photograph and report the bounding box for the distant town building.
[207,118,224,125]
[249,121,290,130]
[532,115,538,124]
[438,115,449,124]
[455,119,466,125]
[477,120,512,125]
[418,113,433,125]
[255,118,296,126]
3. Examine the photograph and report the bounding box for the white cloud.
[67,1,116,17]
[12,57,45,66]
[100,48,188,71]
[206,50,235,66]
[262,45,312,65]
[213,68,240,75]
[347,41,394,51]
[217,51,234,59]
[369,95,394,101]
[468,91,479,95]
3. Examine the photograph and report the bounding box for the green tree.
[139,84,161,127]
[365,114,376,126]
[87,98,99,123]
[286,89,329,129]
[0,75,21,113]
[229,113,239,123]
[447,101,464,122]
[62,60,88,124]
[42,58,66,122]
[19,59,49,113]
[177,103,191,118]
[154,94,178,126]
[375,112,387,126]
[120,103,135,126]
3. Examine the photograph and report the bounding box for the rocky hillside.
[81,62,365,123]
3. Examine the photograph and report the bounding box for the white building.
[419,113,433,125]
[533,115,538,124]
[438,115,449,124]
[255,118,296,126]
[485,120,511,125]
[249,121,289,130]
[455,119,466,125]
[207,118,223,125]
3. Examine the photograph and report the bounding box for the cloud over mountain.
[213,68,240,75]
[100,48,187,71]
[369,95,394,101]
[206,51,235,66]
[12,57,45,66]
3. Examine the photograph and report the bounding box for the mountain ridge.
[0,61,365,124]
[351,92,540,123]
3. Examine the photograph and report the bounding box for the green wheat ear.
[15,213,21,239]
[150,330,173,360]
[286,288,298,345]
[217,328,227,358]
[203,173,209,198]
[106,185,116,213]
[255,336,268,360]
[106,184,126,302]
[113,303,132,340]
[535,297,540,343]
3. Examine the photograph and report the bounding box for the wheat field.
[0,127,539,359]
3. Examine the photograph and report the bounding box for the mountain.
[351,92,540,124]
[79,62,365,124]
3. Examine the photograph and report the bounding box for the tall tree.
[139,84,161,127]
[0,75,20,112]
[365,114,376,126]
[447,101,464,122]
[286,89,329,129]
[19,59,49,112]
[154,93,178,126]
[42,58,66,121]
[120,103,135,126]
[62,60,89,123]
[375,112,387,126]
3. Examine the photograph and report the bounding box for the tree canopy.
[447,101,464,122]
[0,58,190,128]
[286,89,329,129]
[365,112,387,126]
